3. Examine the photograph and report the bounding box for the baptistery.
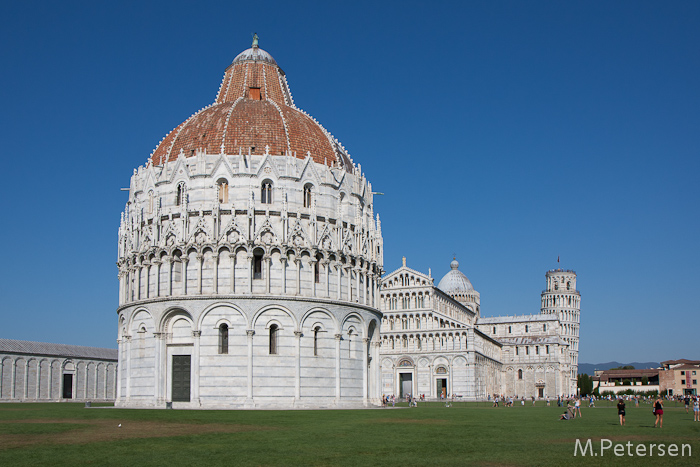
[116,39,383,408]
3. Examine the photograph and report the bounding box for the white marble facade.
[379,261,580,400]
[116,43,383,409]
[0,339,117,402]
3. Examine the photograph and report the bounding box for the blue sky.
[1,1,698,364]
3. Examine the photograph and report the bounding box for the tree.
[577,374,593,396]
[642,376,649,385]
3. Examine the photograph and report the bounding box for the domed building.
[116,39,383,408]
[378,257,501,400]
[379,258,579,400]
[437,259,480,314]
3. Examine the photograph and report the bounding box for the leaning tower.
[540,269,580,394]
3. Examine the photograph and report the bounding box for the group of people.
[617,396,667,427]
[381,394,425,407]
[558,397,583,420]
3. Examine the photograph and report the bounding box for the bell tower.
[541,269,580,393]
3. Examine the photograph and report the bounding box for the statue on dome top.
[252,33,259,48]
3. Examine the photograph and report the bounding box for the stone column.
[247,254,253,294]
[323,260,330,298]
[295,259,301,296]
[336,263,342,300]
[181,257,189,296]
[364,271,369,306]
[118,272,123,305]
[166,257,173,296]
[192,331,201,405]
[229,252,236,293]
[115,340,122,400]
[264,255,271,294]
[144,262,150,299]
[153,332,163,404]
[11,359,16,399]
[103,365,109,400]
[373,341,381,402]
[93,364,99,399]
[196,254,203,294]
[126,267,132,302]
[294,331,302,402]
[23,359,29,399]
[346,266,352,302]
[335,333,342,403]
[153,260,161,297]
[136,264,142,300]
[213,253,219,294]
[124,336,132,401]
[280,257,287,294]
[310,259,317,297]
[36,360,41,399]
[246,330,255,402]
[362,338,369,406]
[48,361,53,400]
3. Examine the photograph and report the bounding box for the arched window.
[314,254,321,283]
[176,182,186,206]
[303,183,313,208]
[518,369,523,380]
[525,325,529,333]
[253,249,263,280]
[218,324,229,354]
[313,326,320,356]
[261,180,273,204]
[269,324,278,355]
[217,179,229,203]
[493,326,496,334]
[543,324,547,332]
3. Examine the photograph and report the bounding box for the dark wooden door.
[62,374,73,399]
[172,355,191,402]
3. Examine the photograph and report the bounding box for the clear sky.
[1,1,698,364]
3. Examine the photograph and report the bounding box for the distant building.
[0,338,117,402]
[591,368,660,395]
[659,359,700,396]
[379,259,580,399]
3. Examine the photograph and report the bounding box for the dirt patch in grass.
[373,418,448,424]
[0,419,270,450]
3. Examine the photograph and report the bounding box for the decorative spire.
[402,256,406,267]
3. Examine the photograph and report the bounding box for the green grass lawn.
[0,402,697,466]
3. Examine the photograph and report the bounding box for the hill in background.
[578,361,660,375]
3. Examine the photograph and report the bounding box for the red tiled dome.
[150,45,353,171]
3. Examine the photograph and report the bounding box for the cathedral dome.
[150,42,352,171]
[232,47,277,66]
[437,259,475,295]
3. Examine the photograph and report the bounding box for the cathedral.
[379,259,579,400]
[115,39,579,408]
